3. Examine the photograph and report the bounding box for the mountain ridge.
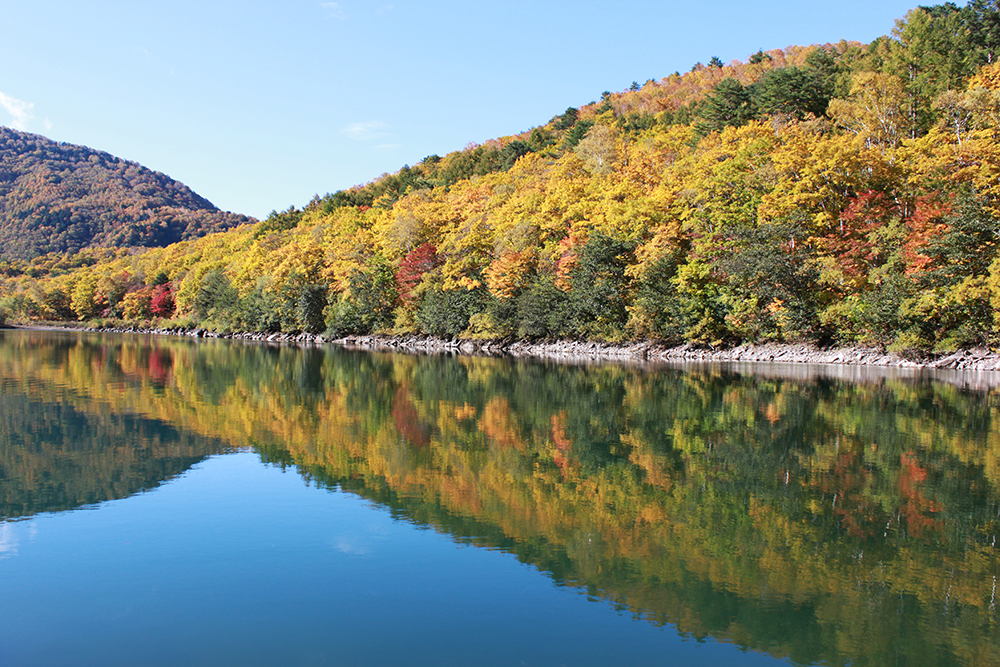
[0,126,254,260]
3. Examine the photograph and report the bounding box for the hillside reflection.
[2,329,998,666]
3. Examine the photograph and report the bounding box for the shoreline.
[10,324,1000,373]
[336,334,1000,372]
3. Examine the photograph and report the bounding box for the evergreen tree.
[697,79,757,134]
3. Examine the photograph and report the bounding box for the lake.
[1,329,998,667]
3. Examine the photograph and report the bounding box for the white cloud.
[320,2,346,19]
[376,5,394,14]
[0,91,34,131]
[342,121,391,141]
[375,143,402,152]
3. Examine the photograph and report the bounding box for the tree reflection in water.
[2,329,998,666]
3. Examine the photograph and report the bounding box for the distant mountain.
[0,127,254,260]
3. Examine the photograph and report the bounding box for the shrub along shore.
[26,324,1000,372]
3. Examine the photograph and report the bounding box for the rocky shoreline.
[38,324,1000,372]
[337,334,1000,372]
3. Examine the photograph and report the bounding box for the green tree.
[632,254,687,342]
[293,282,329,334]
[804,46,846,97]
[924,194,1000,283]
[193,269,238,324]
[563,231,636,340]
[903,194,1000,348]
[416,282,486,337]
[697,79,757,135]
[254,207,304,239]
[527,128,553,152]
[234,278,284,333]
[326,264,398,336]
[890,4,984,135]
[969,0,1000,63]
[714,220,820,341]
[499,141,531,170]
[42,287,74,321]
[516,277,569,339]
[554,107,580,131]
[752,67,832,120]
[563,120,595,149]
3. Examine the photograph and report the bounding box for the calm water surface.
[1,329,998,666]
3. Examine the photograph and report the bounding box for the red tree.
[395,243,438,304]
[150,283,175,318]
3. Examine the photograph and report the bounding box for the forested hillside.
[4,1,1000,353]
[0,127,253,260]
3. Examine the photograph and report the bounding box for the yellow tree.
[827,71,909,151]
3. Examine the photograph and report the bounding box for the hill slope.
[0,127,253,260]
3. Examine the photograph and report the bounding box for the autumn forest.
[4,2,1000,352]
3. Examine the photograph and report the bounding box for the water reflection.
[0,392,228,519]
[1,329,999,666]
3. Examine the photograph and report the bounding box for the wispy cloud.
[0,91,34,131]
[320,2,346,19]
[332,535,373,556]
[342,121,391,141]
[376,5,394,14]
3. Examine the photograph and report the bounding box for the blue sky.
[1,0,918,219]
